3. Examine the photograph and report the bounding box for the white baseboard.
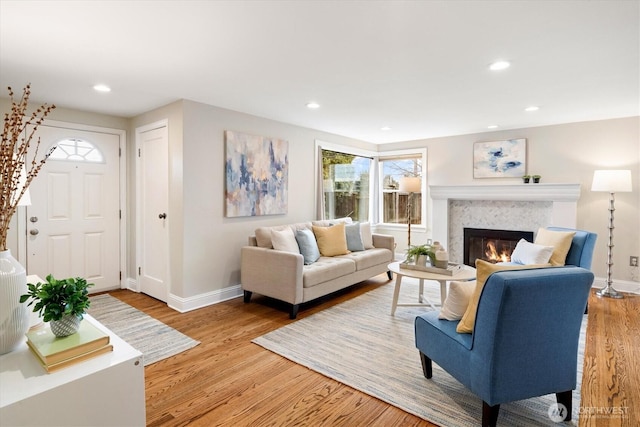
[121,278,243,312]
[592,276,640,295]
[167,285,243,313]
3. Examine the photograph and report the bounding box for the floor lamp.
[399,177,421,248]
[591,169,632,299]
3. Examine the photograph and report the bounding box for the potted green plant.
[20,275,93,337]
[406,244,436,265]
[532,174,541,183]
[522,175,531,183]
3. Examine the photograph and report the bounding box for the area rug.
[253,279,585,426]
[88,294,200,366]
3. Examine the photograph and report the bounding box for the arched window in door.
[48,138,105,163]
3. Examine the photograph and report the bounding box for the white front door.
[136,123,169,302]
[26,125,121,293]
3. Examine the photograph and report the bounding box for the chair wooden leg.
[556,390,572,421]
[243,290,252,303]
[482,401,500,427]
[419,351,433,379]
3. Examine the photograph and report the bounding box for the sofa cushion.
[360,222,374,249]
[510,238,554,265]
[345,222,365,252]
[312,223,349,256]
[457,260,549,334]
[534,227,576,266]
[271,228,300,253]
[295,229,321,265]
[311,217,352,227]
[335,248,392,271]
[302,257,356,288]
[255,222,312,248]
[439,280,476,321]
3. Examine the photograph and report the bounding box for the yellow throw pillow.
[456,260,549,334]
[534,228,576,266]
[312,223,349,256]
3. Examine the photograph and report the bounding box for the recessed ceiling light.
[306,102,320,109]
[487,125,499,129]
[525,106,540,112]
[381,126,391,131]
[93,84,111,93]
[489,61,510,71]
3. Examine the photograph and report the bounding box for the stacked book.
[26,320,113,373]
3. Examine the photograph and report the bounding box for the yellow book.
[26,320,110,365]
[35,344,114,373]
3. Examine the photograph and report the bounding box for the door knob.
[30,229,39,236]
[30,216,38,223]
[158,213,167,219]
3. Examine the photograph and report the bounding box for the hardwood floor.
[107,278,639,427]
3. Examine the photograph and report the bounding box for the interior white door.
[137,125,169,302]
[26,126,120,293]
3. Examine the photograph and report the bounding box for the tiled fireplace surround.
[430,184,581,264]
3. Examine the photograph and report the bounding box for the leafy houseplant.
[20,275,93,337]
[522,175,531,183]
[406,244,436,265]
[532,174,541,183]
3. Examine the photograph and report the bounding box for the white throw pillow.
[510,238,554,265]
[439,280,476,321]
[271,228,300,254]
[360,222,374,249]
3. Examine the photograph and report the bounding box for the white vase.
[0,249,30,354]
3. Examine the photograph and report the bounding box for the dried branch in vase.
[1,84,56,250]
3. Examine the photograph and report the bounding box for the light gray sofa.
[241,219,395,318]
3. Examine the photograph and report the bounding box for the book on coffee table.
[26,319,110,366]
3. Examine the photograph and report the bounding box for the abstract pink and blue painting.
[473,139,526,178]
[225,131,288,217]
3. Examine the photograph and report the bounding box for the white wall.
[5,94,638,303]
[380,116,640,282]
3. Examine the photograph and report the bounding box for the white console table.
[0,314,146,426]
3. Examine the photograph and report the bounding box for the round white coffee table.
[388,261,476,315]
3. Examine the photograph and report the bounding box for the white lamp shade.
[591,170,632,192]
[399,177,421,193]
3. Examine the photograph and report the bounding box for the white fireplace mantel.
[430,183,581,261]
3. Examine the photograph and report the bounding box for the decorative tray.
[399,262,463,276]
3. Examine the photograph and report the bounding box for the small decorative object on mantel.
[0,84,56,354]
[532,174,541,183]
[522,175,531,183]
[20,275,93,337]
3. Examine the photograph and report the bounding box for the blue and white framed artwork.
[473,139,526,178]
[225,130,288,217]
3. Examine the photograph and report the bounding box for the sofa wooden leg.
[482,401,500,427]
[243,291,252,303]
[419,351,433,379]
[386,270,393,280]
[290,304,300,319]
[556,390,572,421]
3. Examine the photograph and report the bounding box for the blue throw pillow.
[295,229,321,265]
[345,222,365,252]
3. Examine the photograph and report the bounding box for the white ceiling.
[1,1,638,144]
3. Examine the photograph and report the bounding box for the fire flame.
[485,241,511,263]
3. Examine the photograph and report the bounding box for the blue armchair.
[414,266,594,426]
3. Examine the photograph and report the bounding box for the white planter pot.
[0,249,30,354]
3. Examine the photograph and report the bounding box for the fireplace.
[463,228,534,266]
